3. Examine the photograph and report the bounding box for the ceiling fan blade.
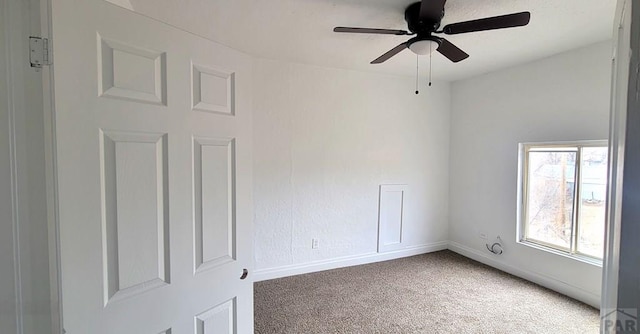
[371,43,408,64]
[436,38,469,63]
[419,0,447,21]
[334,27,411,35]
[442,12,531,35]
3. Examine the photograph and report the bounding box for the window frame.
[517,140,608,265]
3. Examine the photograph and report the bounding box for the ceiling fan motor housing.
[405,2,443,35]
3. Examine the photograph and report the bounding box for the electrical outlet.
[312,238,319,249]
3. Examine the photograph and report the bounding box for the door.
[51,0,253,332]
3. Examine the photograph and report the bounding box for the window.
[519,142,608,261]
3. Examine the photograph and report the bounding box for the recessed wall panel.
[377,184,407,253]
[193,137,236,273]
[100,130,170,305]
[195,298,236,334]
[192,64,235,115]
[98,34,167,105]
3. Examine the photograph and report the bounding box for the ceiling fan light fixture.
[408,39,439,55]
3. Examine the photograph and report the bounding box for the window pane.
[577,147,608,258]
[525,151,576,250]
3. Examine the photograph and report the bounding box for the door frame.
[601,0,629,327]
[0,0,63,332]
[0,0,20,332]
[602,0,640,328]
[40,0,65,331]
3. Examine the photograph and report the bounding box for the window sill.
[517,240,603,267]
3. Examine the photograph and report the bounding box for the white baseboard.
[253,241,449,282]
[448,241,601,308]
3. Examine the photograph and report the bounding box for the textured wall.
[253,59,451,270]
[449,41,612,306]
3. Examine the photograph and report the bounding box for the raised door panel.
[195,298,236,334]
[192,64,235,115]
[100,130,170,304]
[98,35,167,105]
[193,137,236,273]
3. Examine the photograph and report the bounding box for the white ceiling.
[118,0,616,81]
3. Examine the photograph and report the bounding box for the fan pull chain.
[415,54,419,95]
[428,43,432,87]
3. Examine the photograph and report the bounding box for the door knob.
[240,268,248,280]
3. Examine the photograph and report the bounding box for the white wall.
[253,59,451,277]
[448,41,612,307]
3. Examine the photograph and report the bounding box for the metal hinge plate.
[29,36,51,68]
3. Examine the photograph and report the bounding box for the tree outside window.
[521,142,607,260]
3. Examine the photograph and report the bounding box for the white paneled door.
[51,0,253,332]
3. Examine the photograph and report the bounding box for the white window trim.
[516,140,608,266]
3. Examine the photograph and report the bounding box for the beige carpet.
[254,250,600,334]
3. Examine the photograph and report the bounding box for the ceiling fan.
[334,0,531,64]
